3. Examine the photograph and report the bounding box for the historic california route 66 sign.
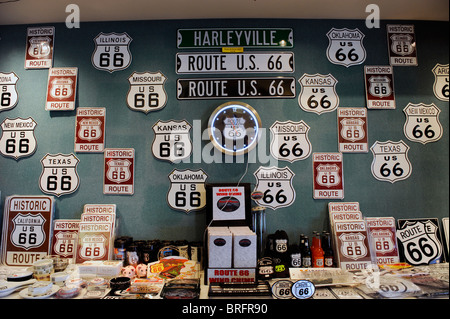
[253,166,295,210]
[403,103,443,144]
[0,117,37,160]
[127,71,168,113]
[92,32,132,73]
[167,169,208,213]
[432,63,449,101]
[103,148,135,195]
[152,119,192,163]
[270,120,311,162]
[0,72,19,112]
[370,140,412,183]
[45,67,78,111]
[326,28,366,67]
[312,153,344,199]
[39,153,80,197]
[298,73,339,114]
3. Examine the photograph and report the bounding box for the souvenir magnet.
[403,103,443,144]
[364,66,396,109]
[312,153,344,199]
[103,148,135,195]
[0,72,19,112]
[337,107,368,153]
[0,117,37,160]
[127,71,168,113]
[45,67,78,111]
[386,24,418,66]
[152,119,192,163]
[432,64,449,101]
[167,168,208,213]
[39,153,80,197]
[326,28,366,67]
[370,140,412,183]
[298,74,339,114]
[91,32,132,73]
[270,120,311,162]
[74,107,106,153]
[25,26,54,69]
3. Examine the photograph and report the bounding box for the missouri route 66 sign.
[313,153,344,199]
[370,140,412,183]
[152,119,192,163]
[326,28,366,67]
[298,73,339,114]
[0,117,37,160]
[387,25,417,66]
[39,153,80,197]
[167,169,208,213]
[45,67,78,111]
[337,107,368,153]
[0,72,19,112]
[74,107,106,153]
[103,148,135,195]
[92,32,132,73]
[127,71,167,113]
[364,66,396,109]
[270,120,311,162]
[25,27,54,69]
[432,63,449,101]
[253,166,295,210]
[403,103,443,144]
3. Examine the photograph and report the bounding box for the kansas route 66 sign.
[326,28,366,67]
[370,140,412,183]
[152,119,192,163]
[298,73,339,115]
[253,166,295,210]
[167,169,208,213]
[403,103,443,144]
[39,153,80,197]
[92,32,132,73]
[0,117,37,160]
[270,120,311,162]
[127,71,168,113]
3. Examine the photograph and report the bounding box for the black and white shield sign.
[127,71,168,113]
[92,32,132,72]
[270,120,311,162]
[39,153,80,197]
[0,117,37,160]
[339,233,368,261]
[326,28,366,67]
[167,169,208,213]
[403,103,443,145]
[0,72,19,112]
[432,63,449,101]
[298,73,339,114]
[152,119,192,163]
[11,213,46,250]
[370,140,412,183]
[253,166,295,210]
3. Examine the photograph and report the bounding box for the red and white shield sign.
[25,27,54,69]
[49,78,73,100]
[53,231,78,258]
[103,148,135,195]
[364,66,396,109]
[78,234,107,260]
[106,159,132,184]
[74,107,106,153]
[339,233,368,261]
[45,67,78,111]
[313,153,344,199]
[338,107,368,153]
[316,164,341,188]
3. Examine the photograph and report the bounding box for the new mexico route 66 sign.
[0,117,37,160]
[39,153,80,197]
[167,169,208,213]
[370,140,412,183]
[127,71,168,113]
[270,120,311,162]
[432,63,449,101]
[298,73,339,114]
[92,32,132,73]
[326,28,366,67]
[152,119,192,163]
[0,72,19,112]
[403,103,443,145]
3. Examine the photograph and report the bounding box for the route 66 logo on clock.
[370,140,412,183]
[326,28,366,67]
[92,32,132,73]
[403,103,443,145]
[39,153,80,197]
[298,73,339,115]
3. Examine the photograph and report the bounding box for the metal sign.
[432,63,449,101]
[25,26,54,69]
[127,71,167,113]
[366,217,400,265]
[91,32,132,72]
[39,153,80,197]
[103,148,135,195]
[74,107,106,153]
[176,52,294,74]
[337,107,368,153]
[45,67,78,111]
[177,77,295,99]
[403,103,443,144]
[177,28,294,48]
[152,119,192,163]
[364,66,396,109]
[0,117,37,160]
[370,140,412,183]
[253,166,296,210]
[326,28,366,67]
[0,72,19,112]
[313,153,344,199]
[298,73,339,114]
[387,24,418,66]
[51,219,80,259]
[270,120,311,162]
[167,169,208,213]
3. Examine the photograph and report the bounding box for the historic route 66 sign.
[270,120,311,162]
[152,119,192,163]
[364,66,396,109]
[45,67,78,111]
[127,71,168,113]
[403,103,443,145]
[0,72,19,112]
[25,27,54,69]
[387,25,417,66]
[313,153,344,199]
[253,166,295,210]
[370,140,412,183]
[0,117,37,160]
[298,74,339,114]
[167,169,208,213]
[39,153,80,197]
[326,28,366,67]
[337,108,368,153]
[92,32,132,73]
[104,148,135,195]
[432,64,449,101]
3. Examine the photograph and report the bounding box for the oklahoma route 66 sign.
[298,73,339,115]
[270,120,311,162]
[167,169,208,213]
[403,103,443,145]
[312,153,344,199]
[152,119,192,163]
[92,32,132,73]
[326,28,366,67]
[370,140,412,183]
[39,153,80,197]
[0,117,37,160]
[127,71,168,113]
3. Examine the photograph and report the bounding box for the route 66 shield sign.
[387,25,417,66]
[337,108,368,153]
[0,117,37,160]
[104,148,135,195]
[39,153,80,197]
[45,67,78,111]
[313,153,344,199]
[298,73,339,114]
[152,119,192,163]
[253,166,295,210]
[11,213,46,250]
[370,140,412,183]
[326,28,366,67]
[0,72,19,112]
[270,120,311,162]
[167,169,208,213]
[25,27,54,69]
[127,71,168,113]
[364,66,396,109]
[92,32,132,73]
[432,64,449,101]
[403,103,443,144]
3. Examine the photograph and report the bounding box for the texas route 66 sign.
[432,64,449,101]
[0,117,37,160]
[167,169,208,213]
[370,140,412,183]
[253,166,295,210]
[326,28,366,67]
[270,120,311,162]
[403,103,443,145]
[92,32,132,73]
[298,73,339,114]
[39,153,80,197]
[127,71,168,113]
[0,72,19,112]
[152,119,192,163]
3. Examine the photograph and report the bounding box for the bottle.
[301,236,312,268]
[311,233,324,268]
[289,244,302,268]
[322,232,334,267]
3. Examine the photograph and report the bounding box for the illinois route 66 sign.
[45,67,78,111]
[298,73,339,114]
[103,148,135,195]
[370,140,412,183]
[25,27,54,69]
[364,66,396,109]
[0,117,37,160]
[92,32,132,73]
[403,103,443,145]
[39,153,80,197]
[326,28,366,67]
[0,72,19,112]
[253,166,295,210]
[270,120,311,162]
[432,64,449,101]
[167,169,208,213]
[127,71,168,113]
[152,119,192,163]
[312,153,344,199]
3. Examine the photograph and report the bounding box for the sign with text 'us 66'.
[39,153,80,197]
[152,119,192,163]
[370,140,412,183]
[312,153,344,199]
[75,107,106,153]
[0,72,19,112]
[403,103,443,145]
[103,148,135,195]
[337,107,368,153]
[0,117,37,160]
[91,32,132,73]
[127,71,168,113]
[25,27,54,69]
[326,28,366,67]
[432,63,449,101]
[167,169,208,213]
[45,67,78,111]
[270,120,311,163]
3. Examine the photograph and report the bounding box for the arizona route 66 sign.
[253,166,296,210]
[370,140,412,183]
[45,67,78,111]
[25,27,54,69]
[298,73,339,114]
[167,169,208,213]
[0,72,19,112]
[152,119,192,163]
[92,32,132,73]
[432,64,449,101]
[127,71,168,113]
[326,28,366,67]
[39,153,80,197]
[270,120,311,162]
[0,117,37,160]
[403,103,443,144]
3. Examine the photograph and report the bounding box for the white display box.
[207,227,232,268]
[230,226,257,268]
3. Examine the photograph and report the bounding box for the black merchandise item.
[273,230,289,255]
[301,236,312,268]
[322,232,335,267]
[257,257,274,280]
[289,244,302,268]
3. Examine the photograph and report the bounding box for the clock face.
[208,102,262,156]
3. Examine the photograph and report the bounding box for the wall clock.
[208,101,262,156]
